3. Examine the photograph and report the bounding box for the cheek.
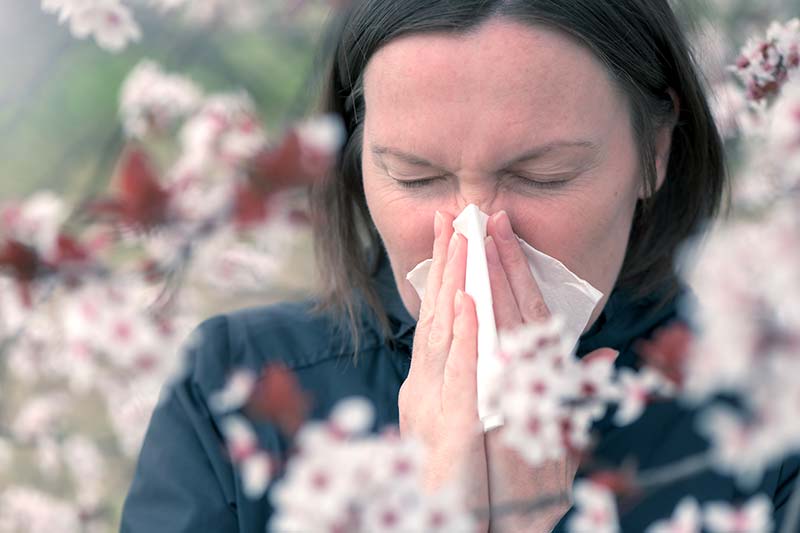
[363,170,438,297]
[507,183,639,293]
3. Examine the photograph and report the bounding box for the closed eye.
[391,173,572,190]
[391,175,447,189]
[509,174,571,189]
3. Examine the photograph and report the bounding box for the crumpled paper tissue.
[406,204,603,432]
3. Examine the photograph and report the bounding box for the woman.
[121,1,798,532]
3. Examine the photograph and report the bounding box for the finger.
[441,290,479,421]
[416,211,454,340]
[426,231,466,375]
[488,210,551,323]
[485,235,522,332]
[582,347,619,365]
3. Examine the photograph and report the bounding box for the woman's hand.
[398,211,490,532]
[484,210,617,533]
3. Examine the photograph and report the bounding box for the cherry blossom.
[11,393,69,442]
[645,496,702,533]
[731,18,800,102]
[219,414,274,498]
[567,479,620,533]
[209,368,257,413]
[0,487,82,533]
[682,208,800,403]
[490,317,619,467]
[62,435,107,508]
[49,0,142,52]
[0,191,65,255]
[119,60,203,138]
[269,396,477,532]
[703,494,773,533]
[177,92,267,177]
[613,367,673,426]
[699,406,780,488]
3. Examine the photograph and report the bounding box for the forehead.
[362,19,628,165]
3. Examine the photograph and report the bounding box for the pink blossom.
[0,487,82,533]
[614,367,673,426]
[703,494,773,533]
[567,479,620,533]
[270,397,476,532]
[67,0,142,52]
[491,317,618,467]
[0,191,65,255]
[219,415,274,498]
[645,497,702,533]
[119,60,203,138]
[177,92,267,176]
[730,18,800,102]
[209,369,257,413]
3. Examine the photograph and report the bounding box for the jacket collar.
[368,245,684,363]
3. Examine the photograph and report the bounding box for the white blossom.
[67,0,142,52]
[11,393,69,442]
[63,435,107,508]
[119,60,203,138]
[176,92,267,178]
[614,367,672,426]
[567,480,620,533]
[220,414,273,498]
[645,497,702,533]
[703,494,773,533]
[0,190,66,257]
[209,369,257,413]
[269,397,476,532]
[0,487,81,533]
[490,317,618,467]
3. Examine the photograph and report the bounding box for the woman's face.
[361,19,670,329]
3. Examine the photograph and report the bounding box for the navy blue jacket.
[120,251,799,532]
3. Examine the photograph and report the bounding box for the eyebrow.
[370,140,600,172]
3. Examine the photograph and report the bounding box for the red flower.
[244,363,310,436]
[248,129,335,192]
[0,239,44,306]
[634,323,693,387]
[89,145,171,231]
[589,468,638,497]
[232,183,271,228]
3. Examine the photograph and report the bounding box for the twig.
[635,452,712,491]
[473,452,712,524]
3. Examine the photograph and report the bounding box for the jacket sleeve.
[120,319,239,532]
[772,455,800,531]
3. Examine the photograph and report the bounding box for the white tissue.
[405,204,603,432]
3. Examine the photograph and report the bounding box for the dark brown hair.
[310,0,727,348]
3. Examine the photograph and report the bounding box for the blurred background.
[0,0,798,531]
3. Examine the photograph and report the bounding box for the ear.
[639,88,680,200]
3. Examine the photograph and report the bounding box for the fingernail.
[447,232,459,261]
[434,211,443,239]
[495,211,514,243]
[455,289,464,316]
[485,236,499,266]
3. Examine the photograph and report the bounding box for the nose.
[454,180,499,215]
